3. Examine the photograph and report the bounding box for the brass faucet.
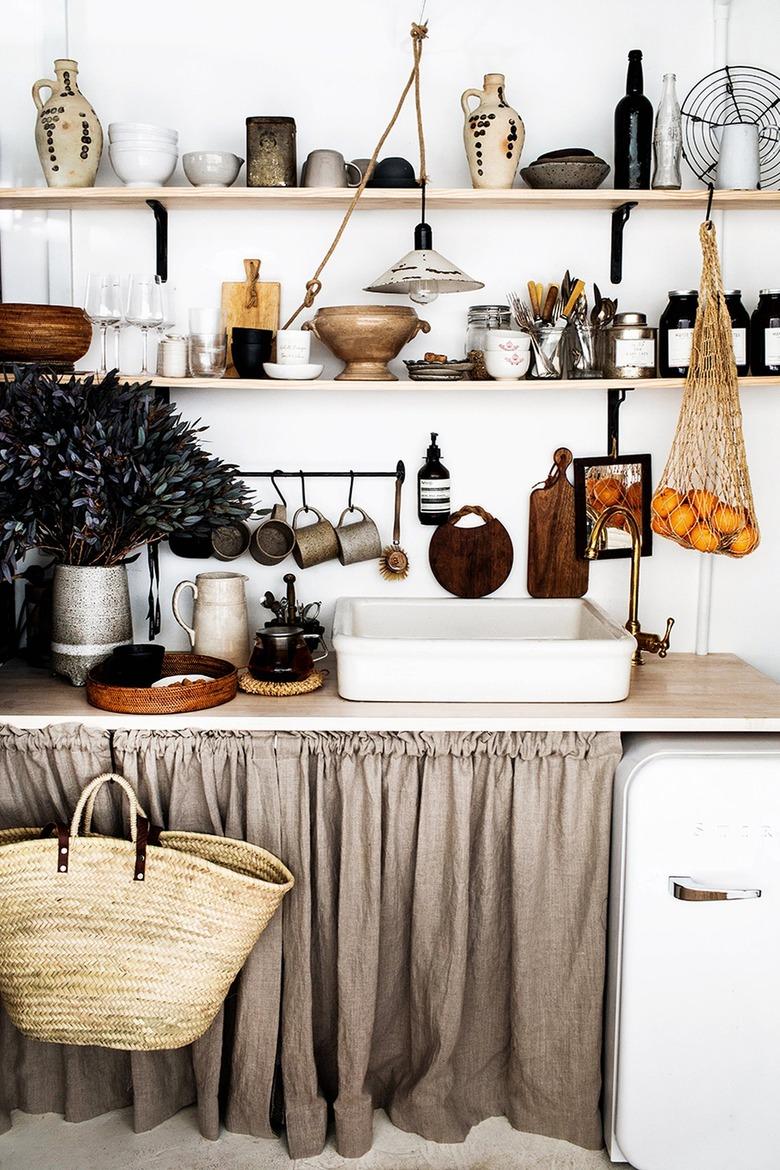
[584,505,674,666]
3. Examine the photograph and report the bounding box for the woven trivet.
[238,669,327,697]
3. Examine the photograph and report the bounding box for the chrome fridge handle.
[669,876,762,902]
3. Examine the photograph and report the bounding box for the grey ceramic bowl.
[521,159,611,190]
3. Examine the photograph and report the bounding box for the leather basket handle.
[447,504,495,526]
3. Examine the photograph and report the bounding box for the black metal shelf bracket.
[607,387,629,456]
[146,199,168,283]
[610,201,638,285]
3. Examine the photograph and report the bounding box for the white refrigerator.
[604,733,780,1170]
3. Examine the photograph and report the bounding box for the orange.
[625,481,643,511]
[711,501,744,535]
[652,514,670,536]
[592,476,624,507]
[688,522,720,553]
[729,524,759,557]
[669,502,697,538]
[652,487,681,518]
[689,489,718,519]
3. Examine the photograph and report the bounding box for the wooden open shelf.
[130,375,780,392]
[1,186,779,213]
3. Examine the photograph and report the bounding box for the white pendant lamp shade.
[365,222,484,302]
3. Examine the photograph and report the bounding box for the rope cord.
[282,22,429,329]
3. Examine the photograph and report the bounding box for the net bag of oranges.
[652,220,759,558]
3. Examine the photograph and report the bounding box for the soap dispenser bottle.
[418,432,451,526]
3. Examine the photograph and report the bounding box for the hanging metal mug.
[292,507,339,568]
[250,504,297,566]
[334,506,382,565]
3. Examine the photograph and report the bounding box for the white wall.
[3,0,780,679]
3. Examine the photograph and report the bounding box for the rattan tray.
[86,652,238,714]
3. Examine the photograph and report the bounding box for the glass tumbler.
[187,308,227,378]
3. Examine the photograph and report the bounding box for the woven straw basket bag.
[0,773,294,1050]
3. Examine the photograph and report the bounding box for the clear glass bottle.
[652,73,682,190]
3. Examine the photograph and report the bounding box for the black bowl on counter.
[104,643,166,687]
[231,327,273,378]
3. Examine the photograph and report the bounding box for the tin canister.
[246,116,297,187]
[603,311,657,379]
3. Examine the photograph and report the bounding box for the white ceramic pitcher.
[172,571,250,667]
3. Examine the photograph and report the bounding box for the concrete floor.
[0,1108,623,1170]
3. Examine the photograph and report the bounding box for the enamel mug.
[716,123,760,190]
[250,504,296,565]
[275,329,311,365]
[292,507,339,568]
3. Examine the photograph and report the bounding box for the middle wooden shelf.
[131,375,780,392]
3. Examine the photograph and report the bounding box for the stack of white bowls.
[109,123,179,187]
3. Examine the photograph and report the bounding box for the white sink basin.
[332,597,636,703]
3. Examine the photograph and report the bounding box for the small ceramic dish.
[485,331,532,350]
[263,362,323,380]
[151,674,212,687]
[182,151,244,187]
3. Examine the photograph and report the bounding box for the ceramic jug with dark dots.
[461,73,524,190]
[32,59,103,188]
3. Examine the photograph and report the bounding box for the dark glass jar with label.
[750,290,780,376]
[723,290,750,376]
[659,290,698,377]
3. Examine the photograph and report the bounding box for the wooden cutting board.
[221,259,281,377]
[527,447,589,598]
[429,505,514,597]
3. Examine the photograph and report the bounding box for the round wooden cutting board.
[428,505,514,597]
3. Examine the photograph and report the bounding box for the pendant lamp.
[364,183,483,304]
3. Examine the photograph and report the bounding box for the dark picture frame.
[573,453,653,560]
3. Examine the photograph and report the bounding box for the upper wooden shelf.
[1,186,779,213]
[134,375,780,392]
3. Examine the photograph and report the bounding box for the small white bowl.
[109,143,178,186]
[183,151,244,188]
[152,674,211,687]
[109,122,178,142]
[484,349,531,380]
[485,330,532,350]
[263,362,323,380]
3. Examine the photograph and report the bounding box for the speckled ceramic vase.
[461,73,524,189]
[51,565,132,686]
[32,59,103,188]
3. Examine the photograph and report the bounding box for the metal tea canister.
[246,117,297,187]
[603,311,657,379]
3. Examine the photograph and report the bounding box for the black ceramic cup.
[232,328,273,378]
[106,643,166,687]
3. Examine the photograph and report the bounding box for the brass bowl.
[304,305,430,381]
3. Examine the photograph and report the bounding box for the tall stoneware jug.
[32,58,103,188]
[172,571,251,667]
[461,73,524,190]
[51,564,132,686]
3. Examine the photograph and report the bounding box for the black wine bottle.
[614,49,653,189]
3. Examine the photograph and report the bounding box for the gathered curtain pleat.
[0,724,620,1160]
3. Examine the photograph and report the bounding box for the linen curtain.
[0,725,620,1159]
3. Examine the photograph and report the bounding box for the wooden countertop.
[1,653,779,733]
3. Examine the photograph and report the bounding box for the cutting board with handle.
[221,259,281,377]
[429,505,514,598]
[527,447,589,598]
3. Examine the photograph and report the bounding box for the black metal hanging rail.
[240,463,405,482]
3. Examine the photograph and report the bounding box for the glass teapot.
[248,625,326,683]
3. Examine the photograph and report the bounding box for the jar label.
[667,328,693,368]
[765,327,780,365]
[732,327,747,367]
[419,480,450,513]
[615,338,656,369]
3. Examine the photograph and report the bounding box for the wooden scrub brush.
[379,473,410,581]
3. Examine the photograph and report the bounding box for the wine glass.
[125,275,163,376]
[84,273,123,376]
